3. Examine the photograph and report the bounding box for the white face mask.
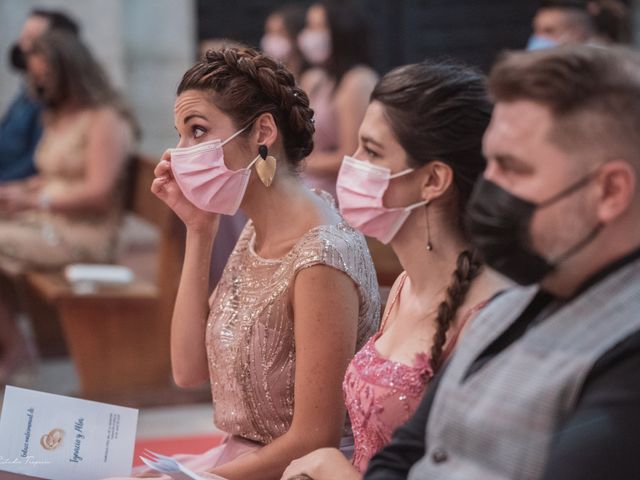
[297,29,331,65]
[170,126,259,216]
[336,156,428,244]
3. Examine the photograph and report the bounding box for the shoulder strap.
[379,272,409,334]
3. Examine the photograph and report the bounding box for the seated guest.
[528,0,629,50]
[298,0,378,197]
[261,3,308,80]
[281,61,509,480]
[108,46,380,480]
[0,31,137,382]
[0,9,80,182]
[365,45,640,480]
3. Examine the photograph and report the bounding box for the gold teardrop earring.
[255,144,277,187]
[425,201,433,252]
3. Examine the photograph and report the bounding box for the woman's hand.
[0,184,36,214]
[281,448,361,480]
[151,149,219,232]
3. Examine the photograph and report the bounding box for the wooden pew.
[19,155,188,404]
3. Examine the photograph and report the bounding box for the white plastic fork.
[140,449,220,480]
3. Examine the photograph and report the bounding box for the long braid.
[429,249,482,373]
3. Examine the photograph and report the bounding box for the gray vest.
[408,258,640,480]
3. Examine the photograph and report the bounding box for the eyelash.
[192,125,207,139]
[365,148,378,158]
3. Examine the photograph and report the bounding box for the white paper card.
[0,386,138,480]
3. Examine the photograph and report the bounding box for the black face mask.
[8,43,26,71]
[466,173,603,286]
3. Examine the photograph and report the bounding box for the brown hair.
[178,47,315,166]
[29,31,139,136]
[372,60,490,372]
[588,0,631,43]
[431,250,482,371]
[489,45,640,164]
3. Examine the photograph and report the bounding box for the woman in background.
[0,31,137,383]
[298,0,378,197]
[261,3,308,80]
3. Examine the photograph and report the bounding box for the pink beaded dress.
[107,192,380,480]
[343,272,485,473]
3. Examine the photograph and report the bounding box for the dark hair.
[268,3,309,74]
[178,47,315,166]
[588,0,631,43]
[30,31,138,135]
[31,9,80,36]
[372,60,491,372]
[489,45,640,161]
[275,3,307,41]
[319,0,373,84]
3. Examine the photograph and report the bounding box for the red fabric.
[133,435,225,466]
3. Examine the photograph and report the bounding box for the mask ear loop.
[540,168,604,266]
[220,123,252,147]
[550,222,603,266]
[389,168,415,179]
[538,169,600,209]
[220,120,262,173]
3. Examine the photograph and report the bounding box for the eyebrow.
[183,113,209,125]
[361,134,384,150]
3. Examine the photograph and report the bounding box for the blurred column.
[123,0,196,155]
[0,0,196,155]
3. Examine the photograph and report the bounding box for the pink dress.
[106,192,380,479]
[301,72,339,197]
[342,273,485,473]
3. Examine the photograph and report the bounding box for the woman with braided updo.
[108,47,380,480]
[281,61,511,480]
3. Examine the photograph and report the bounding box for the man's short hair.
[489,45,640,167]
[31,9,80,36]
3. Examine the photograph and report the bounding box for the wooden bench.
[1,155,192,405]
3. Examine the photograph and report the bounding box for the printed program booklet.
[0,386,138,480]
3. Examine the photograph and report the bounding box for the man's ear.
[596,160,637,223]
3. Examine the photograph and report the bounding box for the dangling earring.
[255,144,277,187]
[425,201,433,252]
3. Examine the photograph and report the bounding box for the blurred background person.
[0,31,138,383]
[260,3,308,81]
[0,8,79,182]
[588,0,631,44]
[298,0,378,198]
[528,0,630,50]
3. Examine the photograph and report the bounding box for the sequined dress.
[206,200,380,446]
[108,193,380,480]
[343,272,484,473]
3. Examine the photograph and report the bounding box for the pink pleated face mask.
[337,156,428,244]
[170,126,259,216]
